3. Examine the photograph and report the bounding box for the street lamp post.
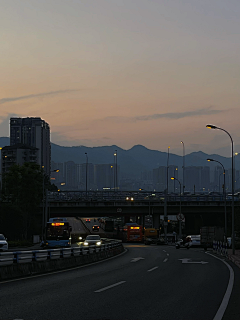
[166,146,170,194]
[219,172,223,194]
[171,177,182,238]
[85,153,88,198]
[207,158,227,237]
[174,167,178,192]
[42,168,59,242]
[206,124,235,254]
[234,152,238,191]
[115,150,118,191]
[114,151,118,191]
[110,165,113,190]
[181,141,185,194]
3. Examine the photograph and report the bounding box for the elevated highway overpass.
[46,191,240,234]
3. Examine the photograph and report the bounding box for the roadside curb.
[227,254,240,269]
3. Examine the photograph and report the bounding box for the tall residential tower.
[10,117,51,175]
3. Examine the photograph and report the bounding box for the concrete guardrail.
[0,240,124,281]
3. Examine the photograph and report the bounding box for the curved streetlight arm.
[206,124,235,254]
[207,159,225,173]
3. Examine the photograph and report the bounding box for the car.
[0,234,8,251]
[83,235,102,246]
[92,225,99,232]
[187,235,201,247]
[85,218,91,222]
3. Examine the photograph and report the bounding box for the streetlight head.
[207,158,214,162]
[171,177,175,180]
[181,141,183,144]
[85,152,87,155]
[206,124,217,129]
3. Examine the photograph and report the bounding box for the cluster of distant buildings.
[1,116,239,193]
[51,161,119,191]
[152,165,239,193]
[51,160,239,193]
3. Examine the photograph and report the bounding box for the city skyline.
[1,1,240,156]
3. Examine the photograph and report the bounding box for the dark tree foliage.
[0,163,55,240]
[0,203,24,240]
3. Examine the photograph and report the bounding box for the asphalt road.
[83,217,106,235]
[0,245,239,320]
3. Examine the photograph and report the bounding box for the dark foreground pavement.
[0,244,240,320]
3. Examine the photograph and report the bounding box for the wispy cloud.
[103,107,225,123]
[0,89,80,105]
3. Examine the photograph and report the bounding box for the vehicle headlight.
[96,241,101,246]
[79,236,82,240]
[84,242,89,246]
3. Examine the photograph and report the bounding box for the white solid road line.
[94,281,126,292]
[163,258,168,262]
[147,266,159,272]
[163,250,166,252]
[206,252,234,320]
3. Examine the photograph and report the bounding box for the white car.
[187,235,201,247]
[83,235,102,246]
[0,234,8,251]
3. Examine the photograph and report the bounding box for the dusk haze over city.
[1,2,240,320]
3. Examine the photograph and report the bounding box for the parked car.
[0,234,8,251]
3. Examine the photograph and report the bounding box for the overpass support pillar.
[152,213,160,229]
[137,215,142,225]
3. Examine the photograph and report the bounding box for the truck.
[144,228,164,245]
[200,226,224,250]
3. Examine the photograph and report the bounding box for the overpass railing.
[47,191,239,203]
[0,240,122,267]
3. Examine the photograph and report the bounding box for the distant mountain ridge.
[0,137,239,177]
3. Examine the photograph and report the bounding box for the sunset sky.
[1,0,240,156]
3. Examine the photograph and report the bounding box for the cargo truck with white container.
[200,226,224,250]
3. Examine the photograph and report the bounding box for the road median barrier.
[0,240,124,281]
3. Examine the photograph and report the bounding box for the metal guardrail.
[0,240,122,266]
[47,190,240,202]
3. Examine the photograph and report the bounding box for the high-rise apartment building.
[1,144,39,175]
[64,161,78,189]
[10,117,51,176]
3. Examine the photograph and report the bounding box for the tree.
[1,163,45,239]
